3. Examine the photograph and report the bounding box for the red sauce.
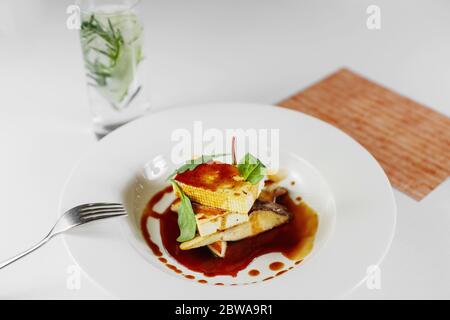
[215,283,224,286]
[175,162,241,191]
[248,269,260,277]
[184,275,195,280]
[166,264,182,274]
[269,262,284,271]
[158,257,167,264]
[140,186,173,257]
[198,279,207,284]
[203,273,215,278]
[140,186,318,278]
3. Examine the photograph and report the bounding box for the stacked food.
[169,153,292,258]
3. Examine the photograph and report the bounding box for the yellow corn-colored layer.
[174,180,259,214]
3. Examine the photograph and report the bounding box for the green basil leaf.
[171,180,197,242]
[237,153,266,184]
[167,153,228,180]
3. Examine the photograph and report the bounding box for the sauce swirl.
[140,185,318,277]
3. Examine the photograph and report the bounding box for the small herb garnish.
[167,154,228,180]
[237,153,266,184]
[171,181,197,242]
[80,13,144,107]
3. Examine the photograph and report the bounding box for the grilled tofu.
[174,162,262,214]
[171,200,249,236]
[179,200,292,250]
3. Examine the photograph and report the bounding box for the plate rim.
[59,102,397,299]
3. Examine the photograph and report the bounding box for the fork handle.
[0,235,52,270]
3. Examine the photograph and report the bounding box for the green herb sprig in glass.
[80,12,144,110]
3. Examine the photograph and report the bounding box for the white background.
[0,0,449,299]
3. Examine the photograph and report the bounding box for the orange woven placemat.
[279,68,450,200]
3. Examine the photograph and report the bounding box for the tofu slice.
[207,241,227,257]
[171,200,249,236]
[174,162,262,214]
[179,202,291,250]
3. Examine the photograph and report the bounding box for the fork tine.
[81,212,127,223]
[78,203,124,212]
[0,202,126,270]
[80,202,123,207]
[80,208,127,218]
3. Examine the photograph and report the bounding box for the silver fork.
[0,202,127,270]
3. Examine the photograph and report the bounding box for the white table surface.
[0,0,449,299]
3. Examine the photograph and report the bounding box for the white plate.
[59,103,396,299]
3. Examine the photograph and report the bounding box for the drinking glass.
[77,0,149,138]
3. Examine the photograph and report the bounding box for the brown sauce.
[166,264,182,274]
[203,273,215,278]
[276,270,287,277]
[184,275,195,280]
[140,186,172,256]
[248,269,260,277]
[193,203,226,217]
[198,279,207,284]
[264,180,275,187]
[140,185,318,278]
[269,262,284,271]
